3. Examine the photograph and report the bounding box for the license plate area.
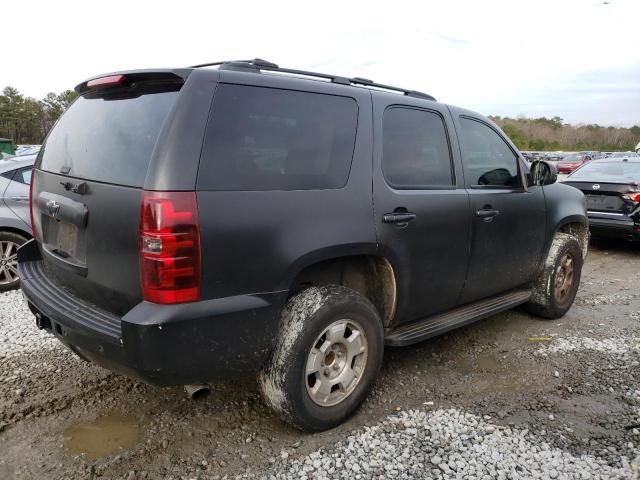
[585,194,623,211]
[42,217,86,266]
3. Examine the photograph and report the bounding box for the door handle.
[383,212,417,224]
[9,196,29,202]
[476,209,500,222]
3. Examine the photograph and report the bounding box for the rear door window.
[198,84,358,191]
[459,117,520,188]
[382,107,453,188]
[39,88,179,187]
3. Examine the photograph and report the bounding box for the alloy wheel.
[305,319,368,407]
[0,240,19,285]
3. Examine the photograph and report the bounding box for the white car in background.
[0,153,35,290]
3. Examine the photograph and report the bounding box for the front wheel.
[0,231,28,292]
[526,232,584,319]
[259,285,384,432]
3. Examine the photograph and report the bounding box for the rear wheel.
[259,285,384,432]
[0,231,28,292]
[526,232,583,319]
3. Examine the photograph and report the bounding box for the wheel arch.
[542,182,589,260]
[288,250,398,327]
[556,219,589,258]
[0,225,32,240]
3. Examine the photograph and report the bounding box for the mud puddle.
[63,412,144,460]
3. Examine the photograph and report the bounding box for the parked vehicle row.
[522,151,563,162]
[523,151,638,175]
[606,151,639,159]
[17,59,588,431]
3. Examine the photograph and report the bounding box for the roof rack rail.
[190,59,436,101]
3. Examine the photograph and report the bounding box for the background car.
[545,151,565,161]
[607,151,639,159]
[0,153,35,290]
[521,151,533,162]
[556,153,594,173]
[14,145,41,156]
[564,157,640,241]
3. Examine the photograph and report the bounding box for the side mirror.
[530,160,558,186]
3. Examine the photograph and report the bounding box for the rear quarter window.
[17,167,32,185]
[197,84,358,191]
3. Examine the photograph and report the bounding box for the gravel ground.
[275,409,634,479]
[0,291,59,356]
[1,238,640,479]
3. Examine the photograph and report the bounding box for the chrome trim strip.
[587,210,625,216]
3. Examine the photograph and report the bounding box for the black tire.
[0,231,28,292]
[259,285,384,432]
[526,232,583,319]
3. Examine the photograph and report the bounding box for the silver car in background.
[0,154,35,290]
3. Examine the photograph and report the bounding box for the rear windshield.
[569,162,640,182]
[39,88,179,187]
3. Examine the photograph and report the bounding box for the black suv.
[19,59,588,431]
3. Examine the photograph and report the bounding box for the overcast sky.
[4,0,639,126]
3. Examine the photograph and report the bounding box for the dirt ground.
[1,237,639,479]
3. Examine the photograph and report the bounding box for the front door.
[452,113,546,303]
[373,101,471,324]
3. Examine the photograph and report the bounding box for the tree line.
[1,85,638,152]
[491,116,640,152]
[0,86,78,144]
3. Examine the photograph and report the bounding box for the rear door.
[373,98,471,324]
[452,113,546,303]
[32,73,186,316]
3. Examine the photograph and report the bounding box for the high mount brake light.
[86,75,125,89]
[140,191,201,304]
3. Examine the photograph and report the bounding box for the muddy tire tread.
[259,285,383,432]
[526,232,583,319]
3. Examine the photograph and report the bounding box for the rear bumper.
[17,240,286,385]
[587,213,640,241]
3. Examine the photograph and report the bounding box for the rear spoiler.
[75,69,192,95]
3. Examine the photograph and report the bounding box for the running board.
[384,289,531,347]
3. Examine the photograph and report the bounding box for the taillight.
[140,191,201,304]
[623,192,640,203]
[29,168,37,239]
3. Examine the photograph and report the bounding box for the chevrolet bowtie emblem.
[46,199,61,218]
